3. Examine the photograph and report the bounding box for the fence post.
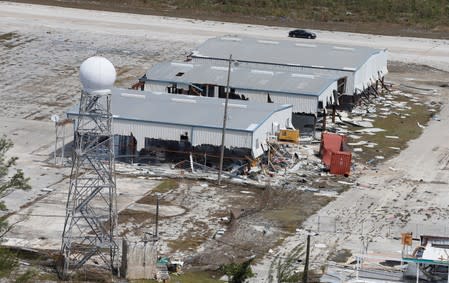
[317,216,320,233]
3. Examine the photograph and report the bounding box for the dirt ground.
[252,64,449,282]
[1,2,449,282]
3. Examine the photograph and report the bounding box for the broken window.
[338,77,347,94]
[180,132,189,142]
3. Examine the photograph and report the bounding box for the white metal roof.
[144,61,338,98]
[191,36,386,71]
[66,88,292,132]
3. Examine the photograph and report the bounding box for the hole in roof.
[176,72,184,77]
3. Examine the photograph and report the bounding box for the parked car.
[288,29,316,39]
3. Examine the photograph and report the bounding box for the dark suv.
[288,29,316,39]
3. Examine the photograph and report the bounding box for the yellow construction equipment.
[278,129,300,143]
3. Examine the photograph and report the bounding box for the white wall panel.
[252,106,292,157]
[145,82,169,92]
[192,128,252,148]
[113,120,191,150]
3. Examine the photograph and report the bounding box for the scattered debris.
[432,114,441,121]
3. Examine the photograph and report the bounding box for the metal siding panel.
[253,107,292,157]
[238,90,318,114]
[192,128,252,148]
[270,93,317,114]
[113,120,191,150]
[192,129,222,147]
[319,81,338,108]
[145,82,168,92]
[238,90,267,103]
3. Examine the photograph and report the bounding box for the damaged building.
[188,36,388,103]
[139,61,338,133]
[66,88,293,163]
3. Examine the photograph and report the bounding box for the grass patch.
[132,271,222,283]
[15,268,39,283]
[0,247,18,277]
[136,179,179,205]
[329,248,352,263]
[154,179,179,194]
[262,191,333,233]
[167,221,211,252]
[167,237,205,252]
[349,94,436,164]
[170,271,223,283]
[118,209,154,225]
[167,221,212,252]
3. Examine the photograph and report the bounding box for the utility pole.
[155,193,160,241]
[303,234,310,283]
[218,54,233,185]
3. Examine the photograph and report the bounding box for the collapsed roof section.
[143,61,337,114]
[67,88,293,158]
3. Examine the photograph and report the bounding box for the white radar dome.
[79,56,116,95]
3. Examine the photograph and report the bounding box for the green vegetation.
[15,268,39,283]
[262,191,333,233]
[132,271,223,283]
[328,248,352,263]
[276,243,304,282]
[0,247,18,277]
[220,257,255,283]
[95,0,449,30]
[348,94,437,164]
[153,179,179,194]
[0,137,31,279]
[136,179,179,205]
[0,138,31,212]
[38,0,449,37]
[167,220,211,252]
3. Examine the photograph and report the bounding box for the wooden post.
[303,234,310,283]
[322,108,327,132]
[332,105,336,123]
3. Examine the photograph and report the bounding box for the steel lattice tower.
[60,57,119,279]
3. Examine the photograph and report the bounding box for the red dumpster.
[320,132,352,176]
[330,151,352,176]
[320,132,344,167]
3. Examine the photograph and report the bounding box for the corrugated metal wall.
[192,127,252,149]
[253,107,292,157]
[113,119,253,153]
[145,81,168,92]
[354,49,388,93]
[192,57,355,95]
[114,120,191,150]
[239,89,319,114]
[319,81,338,108]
